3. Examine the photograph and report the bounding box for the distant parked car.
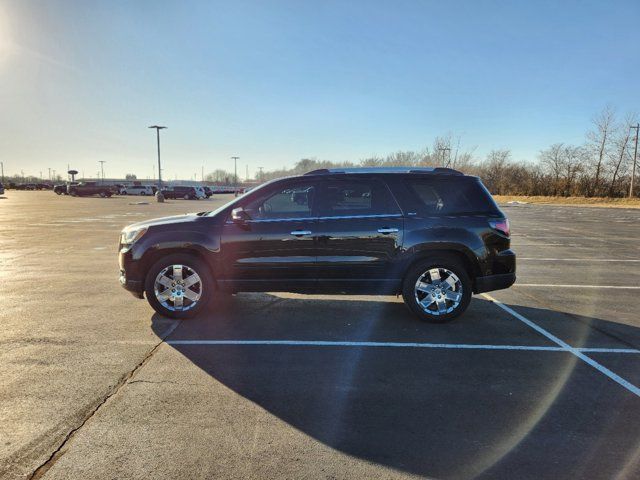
[194,186,207,199]
[16,183,37,190]
[120,185,154,196]
[67,182,114,197]
[203,186,213,198]
[54,182,78,195]
[36,183,52,190]
[160,186,199,200]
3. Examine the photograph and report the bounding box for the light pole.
[630,123,639,198]
[98,161,106,184]
[149,126,166,189]
[48,167,51,181]
[231,156,239,186]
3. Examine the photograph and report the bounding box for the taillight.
[489,218,510,237]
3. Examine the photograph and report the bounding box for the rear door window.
[319,178,400,217]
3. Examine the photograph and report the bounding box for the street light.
[231,156,239,187]
[98,161,106,184]
[149,126,166,189]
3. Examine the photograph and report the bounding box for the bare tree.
[561,146,584,196]
[608,113,636,197]
[481,149,511,194]
[539,143,565,196]
[586,106,616,196]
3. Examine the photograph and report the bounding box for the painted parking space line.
[168,340,565,351]
[515,284,640,289]
[518,258,640,263]
[482,293,640,397]
[166,339,640,355]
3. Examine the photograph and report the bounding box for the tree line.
[250,107,639,197]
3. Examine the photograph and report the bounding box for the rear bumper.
[474,273,516,293]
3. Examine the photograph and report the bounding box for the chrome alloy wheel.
[414,267,463,316]
[154,264,202,312]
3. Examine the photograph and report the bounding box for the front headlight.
[120,226,148,245]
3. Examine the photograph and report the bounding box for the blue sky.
[1,0,639,179]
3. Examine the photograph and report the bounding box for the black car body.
[119,167,515,321]
[68,182,115,197]
[161,186,199,200]
[54,182,78,195]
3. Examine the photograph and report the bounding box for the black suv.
[118,167,515,322]
[161,186,199,200]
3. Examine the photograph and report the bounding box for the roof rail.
[304,166,463,175]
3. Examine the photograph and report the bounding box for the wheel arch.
[137,243,220,294]
[403,245,482,281]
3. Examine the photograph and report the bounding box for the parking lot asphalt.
[1,191,639,479]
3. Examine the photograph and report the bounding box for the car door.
[315,177,404,292]
[220,179,320,291]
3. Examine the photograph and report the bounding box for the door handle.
[290,230,312,237]
[377,227,399,234]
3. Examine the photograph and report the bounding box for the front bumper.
[474,273,516,293]
[119,270,144,298]
[119,246,144,298]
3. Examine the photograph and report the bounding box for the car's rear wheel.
[402,256,472,323]
[183,194,190,200]
[144,253,213,319]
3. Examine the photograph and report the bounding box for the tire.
[144,253,214,319]
[401,255,472,323]
[184,194,190,200]
[70,191,77,197]
[55,190,62,195]
[140,192,146,196]
[122,190,127,195]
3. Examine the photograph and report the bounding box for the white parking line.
[518,258,640,263]
[516,284,640,289]
[481,293,640,397]
[166,339,640,355]
[168,340,565,351]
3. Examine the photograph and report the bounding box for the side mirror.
[231,207,250,223]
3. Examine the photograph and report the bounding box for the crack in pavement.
[27,295,286,479]
[27,320,182,480]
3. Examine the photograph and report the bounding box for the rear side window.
[404,178,499,215]
[319,179,400,216]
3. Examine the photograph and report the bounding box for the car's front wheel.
[402,256,472,323]
[144,253,213,319]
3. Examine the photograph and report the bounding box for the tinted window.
[244,183,316,219]
[405,178,499,215]
[320,179,400,216]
